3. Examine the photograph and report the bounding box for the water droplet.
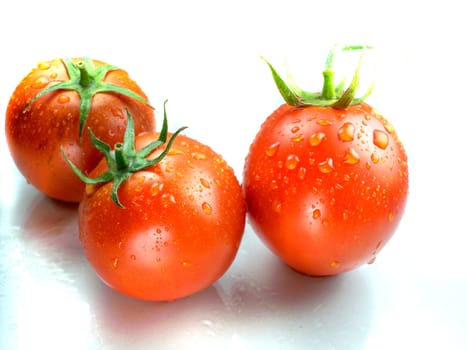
[200,178,211,189]
[130,254,136,260]
[318,158,334,173]
[191,152,207,160]
[291,133,304,143]
[168,148,184,156]
[309,132,326,147]
[50,72,58,79]
[373,130,389,149]
[112,257,119,269]
[265,142,280,157]
[285,154,299,170]
[330,260,340,269]
[384,122,395,134]
[291,126,300,133]
[298,167,307,180]
[312,209,321,219]
[202,202,212,215]
[371,153,379,163]
[32,76,49,89]
[344,147,360,165]
[270,179,279,190]
[388,211,394,222]
[151,182,164,196]
[161,193,176,207]
[338,122,355,142]
[57,94,70,104]
[367,256,376,264]
[273,200,282,213]
[316,119,332,126]
[37,61,51,70]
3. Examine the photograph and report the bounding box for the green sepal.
[62,102,187,208]
[263,45,374,109]
[24,57,153,138]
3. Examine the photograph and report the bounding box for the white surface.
[1,0,467,349]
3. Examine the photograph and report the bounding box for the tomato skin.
[79,132,246,301]
[243,102,408,276]
[5,58,155,202]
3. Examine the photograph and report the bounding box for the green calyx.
[262,45,374,109]
[62,101,187,208]
[24,57,153,138]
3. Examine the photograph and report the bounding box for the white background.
[1,0,466,349]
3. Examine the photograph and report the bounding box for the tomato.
[5,57,155,203]
[68,107,246,301]
[243,47,409,276]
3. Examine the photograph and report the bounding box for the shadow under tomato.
[211,228,376,349]
[81,271,230,349]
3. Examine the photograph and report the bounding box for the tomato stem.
[321,44,338,100]
[76,61,94,88]
[114,143,129,170]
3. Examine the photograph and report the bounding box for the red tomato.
[243,48,409,276]
[77,123,246,301]
[5,57,155,202]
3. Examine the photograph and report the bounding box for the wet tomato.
[5,57,155,202]
[243,46,409,276]
[67,106,246,301]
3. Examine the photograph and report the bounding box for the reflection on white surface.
[0,182,375,349]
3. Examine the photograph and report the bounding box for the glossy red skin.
[243,102,408,276]
[79,132,246,301]
[5,58,155,202]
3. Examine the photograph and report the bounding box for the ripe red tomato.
[5,57,155,202]
[74,111,246,301]
[243,47,409,276]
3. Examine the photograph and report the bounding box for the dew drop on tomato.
[270,179,279,190]
[291,125,300,134]
[191,152,207,160]
[371,153,379,164]
[344,147,360,165]
[337,122,355,142]
[298,167,307,180]
[309,132,325,147]
[57,94,70,104]
[291,133,304,143]
[37,61,51,70]
[384,122,395,134]
[202,202,212,215]
[316,119,332,126]
[373,130,389,149]
[318,158,334,173]
[200,178,211,189]
[312,209,321,219]
[32,76,49,89]
[112,257,119,269]
[265,141,280,157]
[285,154,299,170]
